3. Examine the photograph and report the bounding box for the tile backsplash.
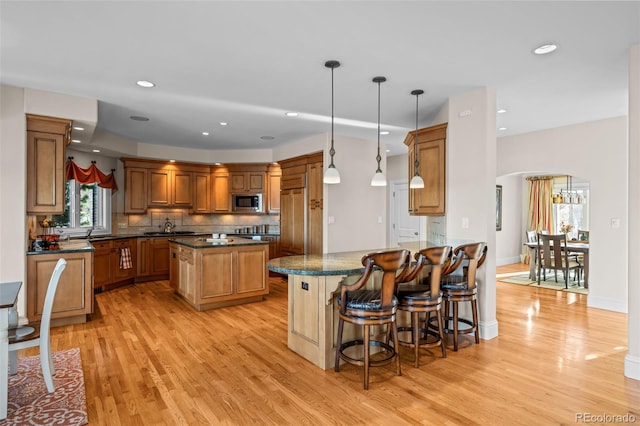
[113,209,280,235]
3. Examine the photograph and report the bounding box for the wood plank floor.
[20,263,640,425]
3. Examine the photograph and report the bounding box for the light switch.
[611,218,620,229]
[462,217,469,229]
[328,216,335,224]
[378,216,383,223]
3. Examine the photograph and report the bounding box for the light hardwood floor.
[20,264,640,425]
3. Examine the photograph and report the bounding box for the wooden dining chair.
[536,233,580,289]
[334,249,408,390]
[9,258,66,393]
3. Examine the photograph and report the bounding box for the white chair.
[9,258,66,393]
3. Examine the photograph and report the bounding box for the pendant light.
[371,76,387,187]
[409,89,425,189]
[323,60,341,184]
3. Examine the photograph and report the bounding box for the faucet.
[163,218,175,233]
[85,228,93,239]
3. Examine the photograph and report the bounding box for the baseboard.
[624,354,640,380]
[587,296,628,313]
[496,256,521,266]
[479,319,499,340]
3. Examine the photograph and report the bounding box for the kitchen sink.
[143,231,196,236]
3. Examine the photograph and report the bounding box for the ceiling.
[1,1,639,158]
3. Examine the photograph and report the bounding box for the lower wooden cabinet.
[93,239,137,289]
[170,242,268,311]
[26,251,93,326]
[137,237,170,278]
[262,235,280,259]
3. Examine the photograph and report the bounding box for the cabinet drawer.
[91,241,113,251]
[281,173,306,190]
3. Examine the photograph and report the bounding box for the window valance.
[65,158,118,191]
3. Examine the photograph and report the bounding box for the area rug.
[498,272,588,295]
[4,347,88,425]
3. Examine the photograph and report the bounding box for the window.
[52,180,111,236]
[552,180,589,239]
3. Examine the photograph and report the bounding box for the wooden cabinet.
[148,169,193,208]
[230,171,265,193]
[267,164,281,214]
[404,123,447,216]
[125,167,148,214]
[169,244,179,290]
[192,171,211,213]
[92,238,137,289]
[279,152,323,256]
[306,154,323,255]
[26,114,72,214]
[137,236,170,279]
[280,188,305,255]
[26,251,93,326]
[170,242,269,311]
[212,166,231,213]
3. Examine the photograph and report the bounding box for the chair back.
[537,233,567,270]
[40,258,67,343]
[419,246,452,296]
[443,242,487,290]
[526,231,538,243]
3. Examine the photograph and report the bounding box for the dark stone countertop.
[169,236,269,249]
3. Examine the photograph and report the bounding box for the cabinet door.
[137,238,151,276]
[148,169,172,206]
[307,161,323,255]
[26,131,66,214]
[230,173,247,192]
[27,251,93,322]
[150,238,170,275]
[192,172,211,213]
[200,251,234,298]
[173,170,193,207]
[236,247,267,293]
[267,170,281,214]
[92,241,113,288]
[112,239,136,282]
[280,188,305,255]
[169,244,179,290]
[213,173,231,212]
[412,139,446,215]
[125,167,148,214]
[248,172,264,192]
[178,248,196,302]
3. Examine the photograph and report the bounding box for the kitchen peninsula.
[169,237,269,311]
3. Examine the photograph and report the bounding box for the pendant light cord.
[375,77,384,172]
[413,90,422,174]
[329,64,336,167]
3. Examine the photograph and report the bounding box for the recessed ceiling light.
[380,131,389,135]
[260,136,275,140]
[73,126,84,131]
[533,44,558,55]
[130,116,149,121]
[497,109,507,114]
[92,149,101,153]
[499,127,507,131]
[284,112,298,117]
[219,122,228,126]
[71,139,81,143]
[136,80,155,88]
[202,132,210,136]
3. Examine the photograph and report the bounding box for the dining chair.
[9,258,66,393]
[438,242,487,351]
[334,249,408,390]
[395,246,452,367]
[536,233,580,289]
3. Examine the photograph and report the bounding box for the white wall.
[498,116,628,313]
[0,85,27,317]
[496,174,523,266]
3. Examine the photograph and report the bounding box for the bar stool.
[439,242,487,351]
[395,246,452,367]
[334,249,409,390]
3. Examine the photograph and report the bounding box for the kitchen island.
[170,237,270,311]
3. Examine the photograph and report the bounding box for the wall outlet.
[462,217,469,229]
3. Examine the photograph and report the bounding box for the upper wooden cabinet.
[26,114,72,214]
[228,165,266,193]
[212,165,231,213]
[125,167,148,214]
[192,170,211,214]
[148,169,193,207]
[306,153,323,255]
[404,123,447,216]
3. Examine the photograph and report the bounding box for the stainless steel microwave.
[232,194,263,212]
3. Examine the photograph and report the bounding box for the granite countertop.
[27,239,95,255]
[267,239,478,276]
[169,236,269,249]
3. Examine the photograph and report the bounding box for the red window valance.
[65,159,118,192]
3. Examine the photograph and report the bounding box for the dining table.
[524,241,590,288]
[0,281,22,420]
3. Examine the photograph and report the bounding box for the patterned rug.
[498,272,588,295]
[4,347,88,425]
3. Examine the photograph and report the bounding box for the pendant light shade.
[409,89,425,189]
[324,60,341,184]
[371,76,387,187]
